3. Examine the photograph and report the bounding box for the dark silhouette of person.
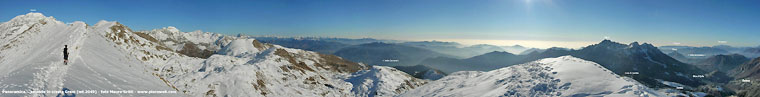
[63,45,68,65]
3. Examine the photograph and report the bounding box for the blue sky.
[2,0,759,48]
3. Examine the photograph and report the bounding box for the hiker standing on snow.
[63,45,68,65]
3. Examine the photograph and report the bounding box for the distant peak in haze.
[511,44,525,48]
[546,47,570,50]
[482,51,515,56]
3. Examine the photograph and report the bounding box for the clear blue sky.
[2,0,759,48]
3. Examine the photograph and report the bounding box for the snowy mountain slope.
[400,56,664,97]
[91,16,429,96]
[91,15,428,96]
[163,38,366,96]
[140,26,222,50]
[345,66,427,97]
[158,38,427,97]
[0,13,178,96]
[139,26,226,58]
[0,12,427,97]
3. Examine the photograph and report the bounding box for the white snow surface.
[345,66,426,97]
[217,39,260,57]
[399,55,665,97]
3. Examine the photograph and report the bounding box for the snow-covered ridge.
[0,12,428,97]
[158,37,429,96]
[400,56,664,97]
[83,13,427,96]
[0,13,178,96]
[140,26,224,53]
[346,66,427,97]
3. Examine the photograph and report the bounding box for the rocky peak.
[599,39,616,45]
[630,42,659,52]
[641,43,655,48]
[733,57,760,79]
[629,42,640,46]
[590,39,628,49]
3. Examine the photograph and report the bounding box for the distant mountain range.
[419,48,570,74]
[255,38,537,77]
[659,46,729,59]
[333,42,455,66]
[518,48,546,55]
[660,45,760,59]
[253,37,351,54]
[667,51,700,64]
[256,38,537,59]
[399,41,532,58]
[420,51,521,73]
